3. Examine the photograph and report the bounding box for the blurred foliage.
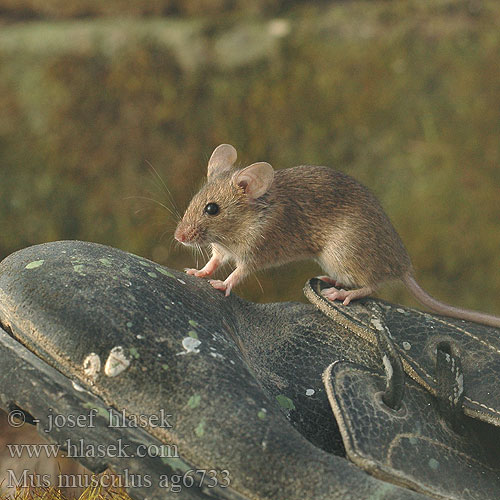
[0,0,499,313]
[0,0,292,19]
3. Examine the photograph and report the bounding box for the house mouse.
[174,144,500,328]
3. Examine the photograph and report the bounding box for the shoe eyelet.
[374,391,407,418]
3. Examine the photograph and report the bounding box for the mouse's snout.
[174,223,201,245]
[174,228,186,243]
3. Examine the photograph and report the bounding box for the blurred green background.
[0,0,499,313]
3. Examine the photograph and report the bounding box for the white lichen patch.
[72,381,86,392]
[83,353,101,380]
[455,372,464,400]
[382,354,393,381]
[209,352,225,360]
[104,346,131,377]
[370,318,384,331]
[176,337,201,355]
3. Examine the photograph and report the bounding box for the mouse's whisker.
[198,243,208,261]
[201,245,210,262]
[217,234,230,244]
[213,241,233,261]
[195,243,205,268]
[145,160,182,220]
[159,228,173,243]
[254,274,264,294]
[124,195,179,220]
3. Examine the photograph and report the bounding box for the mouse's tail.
[403,274,500,329]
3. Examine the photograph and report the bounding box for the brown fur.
[175,149,500,328]
[176,165,411,287]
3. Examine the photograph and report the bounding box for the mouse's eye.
[204,202,220,216]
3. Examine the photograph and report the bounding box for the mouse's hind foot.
[321,286,373,306]
[318,276,347,289]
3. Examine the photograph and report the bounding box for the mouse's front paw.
[208,268,242,297]
[185,268,209,278]
[208,279,228,292]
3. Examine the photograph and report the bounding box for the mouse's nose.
[175,224,196,244]
[174,228,186,243]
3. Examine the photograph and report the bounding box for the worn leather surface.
[0,241,429,500]
[324,361,500,500]
[305,278,500,427]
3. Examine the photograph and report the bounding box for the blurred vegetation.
[0,0,292,19]
[0,0,499,314]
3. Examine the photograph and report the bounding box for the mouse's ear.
[232,162,274,199]
[207,144,237,178]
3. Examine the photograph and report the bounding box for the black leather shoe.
[0,241,498,499]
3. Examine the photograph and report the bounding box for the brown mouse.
[174,144,500,328]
